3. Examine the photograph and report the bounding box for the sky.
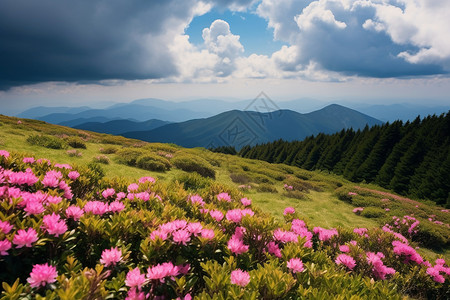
[1,0,449,115]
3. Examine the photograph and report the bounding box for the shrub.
[229,173,251,184]
[175,172,212,191]
[136,154,171,172]
[172,154,215,179]
[115,148,146,166]
[256,183,278,193]
[26,134,67,149]
[99,146,118,154]
[283,190,307,200]
[414,221,449,250]
[66,136,87,149]
[66,149,83,157]
[93,155,110,164]
[360,207,385,218]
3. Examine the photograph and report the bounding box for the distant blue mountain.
[123,104,383,149]
[73,119,171,135]
[17,106,91,119]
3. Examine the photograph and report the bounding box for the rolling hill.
[122,104,382,149]
[72,119,171,135]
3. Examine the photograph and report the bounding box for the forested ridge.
[238,112,450,206]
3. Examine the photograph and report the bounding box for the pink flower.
[54,163,72,169]
[217,192,231,202]
[0,220,13,234]
[27,263,58,288]
[335,254,356,270]
[172,230,191,245]
[126,287,147,300]
[230,269,250,287]
[42,213,67,237]
[68,171,80,180]
[366,252,395,280]
[13,228,38,248]
[116,192,126,200]
[139,176,155,184]
[427,267,445,283]
[287,258,304,273]
[125,268,146,288]
[352,207,364,214]
[102,188,115,199]
[42,170,62,188]
[128,183,139,192]
[147,262,179,280]
[66,206,84,221]
[385,208,390,212]
[227,237,248,255]
[201,229,215,239]
[189,195,205,206]
[226,209,243,223]
[240,197,251,206]
[353,228,368,236]
[23,157,35,164]
[392,241,423,264]
[24,200,45,215]
[348,192,357,196]
[0,150,10,158]
[339,245,350,253]
[136,192,150,201]
[209,210,224,222]
[8,170,39,186]
[186,222,203,236]
[313,227,338,242]
[46,195,62,205]
[0,239,12,255]
[284,207,295,215]
[267,241,282,258]
[273,229,299,243]
[100,247,122,267]
[150,229,168,241]
[84,201,109,215]
[109,201,125,213]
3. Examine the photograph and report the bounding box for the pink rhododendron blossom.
[42,170,63,188]
[352,207,364,214]
[226,209,243,223]
[227,237,249,255]
[8,170,39,186]
[240,197,251,206]
[54,163,72,169]
[23,157,35,164]
[287,258,304,273]
[84,201,109,215]
[335,254,356,270]
[125,268,146,288]
[230,269,250,287]
[58,180,73,199]
[126,287,147,300]
[13,228,38,248]
[353,228,368,237]
[0,239,12,255]
[102,188,115,199]
[291,219,306,229]
[350,240,358,246]
[0,220,13,234]
[366,252,395,280]
[172,230,191,245]
[128,183,139,192]
[189,194,205,206]
[46,195,62,205]
[116,192,126,200]
[136,192,150,201]
[127,193,135,200]
[139,176,155,184]
[150,229,168,241]
[313,227,338,242]
[109,201,125,213]
[100,247,122,267]
[209,210,224,222]
[24,200,45,215]
[392,241,423,264]
[147,262,179,281]
[427,267,445,283]
[42,213,67,237]
[186,222,203,236]
[273,229,299,243]
[241,208,254,217]
[0,150,10,158]
[284,207,295,215]
[217,192,231,202]
[348,192,357,196]
[66,206,84,221]
[68,171,80,180]
[339,245,350,253]
[201,229,215,239]
[267,241,282,258]
[27,263,58,288]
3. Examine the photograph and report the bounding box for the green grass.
[1,114,449,261]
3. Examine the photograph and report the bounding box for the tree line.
[232,112,450,206]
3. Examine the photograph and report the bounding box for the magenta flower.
[366,252,395,280]
[109,201,125,213]
[100,247,122,267]
[68,171,80,180]
[427,267,445,283]
[352,207,364,214]
[189,194,205,206]
[8,170,39,186]
[0,239,12,255]
[116,192,126,200]
[13,228,38,248]
[23,157,35,164]
[200,229,215,239]
[42,170,62,188]
[227,237,249,255]
[267,241,282,258]
[126,287,147,300]
[217,192,231,202]
[0,150,10,158]
[230,269,250,287]
[128,183,139,192]
[186,222,203,236]
[240,197,251,206]
[42,213,67,237]
[136,192,150,201]
[226,209,243,223]
[284,207,295,215]
[0,220,13,234]
[209,210,224,222]
[54,163,72,169]
[339,245,350,253]
[313,227,338,242]
[273,229,299,243]
[66,205,84,221]
[46,195,62,205]
[353,228,368,236]
[147,262,179,281]
[348,192,358,196]
[102,188,115,199]
[335,254,356,270]
[139,176,155,184]
[172,230,191,245]
[287,258,304,273]
[84,201,109,215]
[125,268,146,288]
[24,200,45,216]
[392,241,423,264]
[150,229,168,241]
[27,263,58,288]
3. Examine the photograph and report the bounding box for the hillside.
[123,105,382,149]
[0,114,449,299]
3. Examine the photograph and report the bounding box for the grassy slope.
[1,115,448,261]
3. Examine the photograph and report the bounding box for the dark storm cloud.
[0,0,202,89]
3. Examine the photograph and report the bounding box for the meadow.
[0,115,449,299]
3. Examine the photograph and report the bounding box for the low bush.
[256,183,278,193]
[283,190,308,200]
[93,155,110,164]
[66,149,83,157]
[360,207,385,218]
[66,136,87,149]
[26,134,67,149]
[175,172,212,191]
[229,172,251,184]
[100,146,118,154]
[115,148,146,166]
[136,154,171,172]
[172,154,215,179]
